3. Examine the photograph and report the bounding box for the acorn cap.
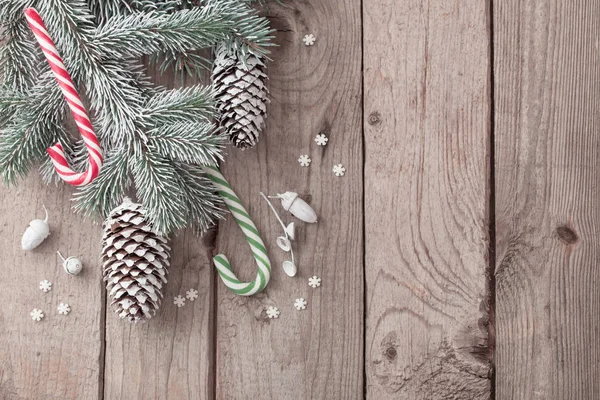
[276,192,299,211]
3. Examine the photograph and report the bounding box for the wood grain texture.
[215,0,364,398]
[103,67,216,400]
[103,230,216,400]
[0,176,104,400]
[494,1,600,398]
[364,1,493,398]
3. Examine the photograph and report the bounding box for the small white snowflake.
[186,289,199,301]
[266,306,280,319]
[57,303,71,315]
[30,308,44,321]
[302,34,316,46]
[294,298,307,310]
[308,276,322,288]
[333,164,346,177]
[173,295,186,307]
[298,155,311,167]
[315,133,329,146]
[39,280,52,293]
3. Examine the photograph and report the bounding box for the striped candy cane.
[25,8,103,186]
[201,165,271,296]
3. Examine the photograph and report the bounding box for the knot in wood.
[368,111,382,126]
[556,226,578,245]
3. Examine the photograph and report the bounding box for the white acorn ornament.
[284,222,295,240]
[282,260,297,277]
[21,205,50,250]
[260,192,298,277]
[270,192,318,223]
[57,251,83,276]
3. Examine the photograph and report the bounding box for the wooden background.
[1,0,598,398]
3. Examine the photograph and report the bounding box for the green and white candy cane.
[201,165,271,296]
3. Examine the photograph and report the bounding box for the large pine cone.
[101,198,170,323]
[212,43,269,149]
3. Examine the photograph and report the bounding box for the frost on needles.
[0,0,275,235]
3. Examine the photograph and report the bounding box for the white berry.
[294,298,307,310]
[30,308,44,321]
[302,34,316,46]
[308,276,321,288]
[315,133,328,146]
[266,306,280,319]
[186,289,199,301]
[333,164,346,177]
[298,155,311,167]
[57,303,71,315]
[173,295,186,307]
[39,280,52,293]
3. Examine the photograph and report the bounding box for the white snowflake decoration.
[173,295,186,308]
[186,289,199,301]
[302,34,316,46]
[39,280,52,293]
[298,155,311,167]
[315,133,328,146]
[308,276,322,288]
[57,303,71,315]
[266,306,280,319]
[294,298,307,310]
[30,308,44,321]
[333,164,346,177]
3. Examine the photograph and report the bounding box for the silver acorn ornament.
[21,205,50,250]
[58,251,83,275]
[270,192,318,223]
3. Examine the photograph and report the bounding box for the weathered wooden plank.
[494,1,600,398]
[0,177,103,400]
[364,1,493,398]
[103,230,216,400]
[103,68,216,400]
[215,0,364,398]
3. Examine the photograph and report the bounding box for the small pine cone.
[101,198,171,323]
[212,43,269,149]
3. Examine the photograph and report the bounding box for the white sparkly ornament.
[269,192,318,224]
[308,276,322,288]
[294,298,307,310]
[21,205,50,250]
[315,133,328,146]
[186,289,199,301]
[302,34,316,46]
[266,306,280,319]
[173,295,186,307]
[30,308,44,321]
[333,164,346,177]
[298,155,311,167]
[57,251,83,276]
[39,280,52,293]
[57,303,71,315]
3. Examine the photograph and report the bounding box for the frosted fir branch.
[93,6,240,59]
[131,151,188,234]
[146,121,225,166]
[37,0,97,68]
[141,85,215,126]
[173,162,225,234]
[0,20,40,90]
[0,0,33,24]
[72,150,130,217]
[151,51,212,77]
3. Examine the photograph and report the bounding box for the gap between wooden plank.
[487,0,497,398]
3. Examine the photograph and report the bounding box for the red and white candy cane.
[24,8,102,186]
